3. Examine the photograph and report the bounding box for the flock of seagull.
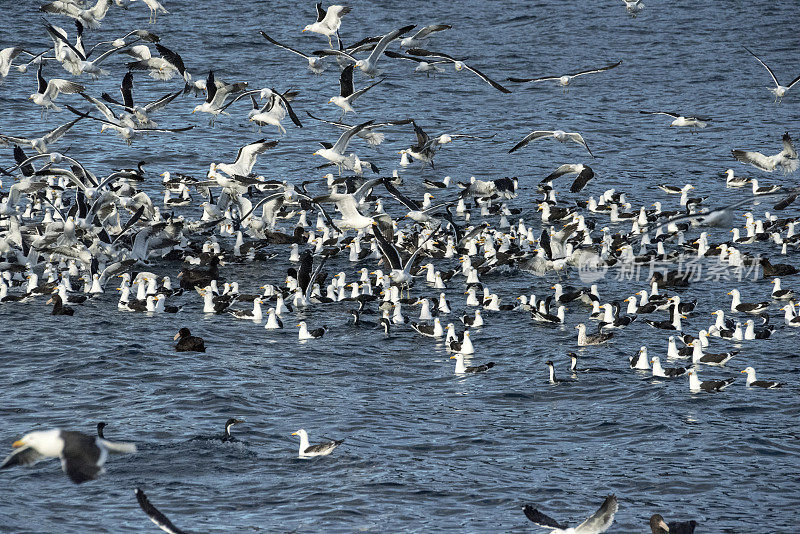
[1,0,799,532]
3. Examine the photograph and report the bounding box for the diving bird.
[1,428,136,484]
[522,494,618,533]
[508,60,621,89]
[732,132,798,174]
[743,45,800,103]
[509,130,594,157]
[221,418,245,442]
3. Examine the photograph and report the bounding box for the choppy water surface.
[2,0,800,531]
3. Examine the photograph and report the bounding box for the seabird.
[742,45,800,102]
[545,360,566,384]
[303,4,351,47]
[630,346,650,370]
[727,289,769,314]
[522,494,618,534]
[508,60,621,89]
[509,130,594,158]
[741,367,783,389]
[221,418,245,442]
[329,64,382,117]
[1,428,136,483]
[0,117,83,154]
[135,488,187,534]
[317,25,416,77]
[400,24,451,48]
[576,323,613,346]
[543,164,595,193]
[687,369,736,393]
[260,30,325,74]
[47,294,75,315]
[30,64,84,112]
[174,328,205,352]
[650,356,689,378]
[450,353,494,374]
[126,43,189,81]
[639,111,711,130]
[298,321,326,339]
[406,48,511,93]
[191,70,249,123]
[649,514,698,534]
[732,132,798,174]
[291,428,343,458]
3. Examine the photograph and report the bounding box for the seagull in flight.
[29,64,84,112]
[508,60,621,91]
[400,24,452,48]
[314,120,374,174]
[329,64,383,117]
[0,117,83,154]
[522,494,618,534]
[640,110,712,130]
[732,132,798,174]
[314,25,415,77]
[303,3,351,47]
[743,45,800,103]
[259,31,325,74]
[509,130,594,158]
[407,48,511,93]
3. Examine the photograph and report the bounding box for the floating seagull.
[0,117,83,154]
[522,494,618,533]
[732,132,798,174]
[174,327,205,352]
[508,60,621,89]
[303,3,351,47]
[650,356,689,378]
[298,321,326,339]
[687,369,735,393]
[510,130,594,158]
[329,64,383,116]
[639,111,711,130]
[400,24,451,48]
[743,45,800,103]
[291,428,343,458]
[741,367,783,389]
[1,428,136,484]
[135,488,187,534]
[450,353,494,374]
[260,30,325,74]
[406,48,511,93]
[30,64,84,112]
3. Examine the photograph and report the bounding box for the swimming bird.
[576,323,613,346]
[291,428,343,458]
[30,64,84,112]
[723,169,748,188]
[742,45,800,103]
[298,321,326,339]
[135,488,187,534]
[545,360,566,384]
[650,356,689,378]
[771,278,794,300]
[649,514,698,534]
[732,132,798,174]
[687,369,736,393]
[741,367,783,389]
[1,428,136,483]
[406,48,511,93]
[509,130,594,157]
[174,328,205,352]
[47,294,75,315]
[508,60,621,89]
[727,289,769,314]
[221,418,244,442]
[630,346,650,370]
[259,30,325,74]
[329,64,382,117]
[450,353,494,374]
[303,4,351,47]
[522,494,618,533]
[639,111,711,130]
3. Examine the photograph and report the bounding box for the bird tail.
[100,440,137,454]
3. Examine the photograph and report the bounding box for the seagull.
[508,60,621,90]
[1,428,136,484]
[329,64,383,116]
[383,50,449,76]
[1,47,35,81]
[130,0,169,24]
[303,3,351,47]
[65,104,194,145]
[639,111,711,130]
[259,31,325,74]
[30,64,84,112]
[406,48,511,93]
[542,164,595,193]
[622,0,645,17]
[291,428,343,458]
[135,488,186,534]
[743,45,800,103]
[400,24,452,48]
[732,132,799,174]
[0,117,83,154]
[313,120,373,173]
[687,369,736,393]
[241,89,302,133]
[316,25,415,77]
[100,71,183,127]
[305,111,412,147]
[214,138,279,179]
[40,0,113,29]
[741,366,783,389]
[522,494,618,533]
[191,70,248,123]
[126,43,188,81]
[509,130,594,158]
[372,225,441,286]
[313,176,383,230]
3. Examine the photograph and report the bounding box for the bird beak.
[740,370,746,373]
[302,29,307,33]
[726,291,731,295]
[173,332,181,340]
[12,440,23,448]
[291,431,298,435]
[449,355,456,359]
[658,520,669,531]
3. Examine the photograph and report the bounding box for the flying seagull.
[509,130,594,158]
[303,3,351,47]
[542,163,595,193]
[407,48,511,93]
[314,25,416,76]
[30,63,84,112]
[639,111,711,130]
[522,494,618,533]
[508,60,621,89]
[743,45,800,103]
[0,117,83,154]
[400,24,452,48]
[259,31,325,74]
[732,132,798,174]
[329,64,383,116]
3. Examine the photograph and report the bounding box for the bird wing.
[135,488,187,534]
[507,75,561,83]
[348,78,383,102]
[365,25,416,65]
[339,64,355,97]
[143,89,183,114]
[411,119,430,148]
[274,88,302,127]
[352,176,385,203]
[323,5,350,25]
[742,46,780,87]
[332,120,374,153]
[315,2,326,22]
[781,132,797,159]
[639,110,680,118]
[46,78,85,99]
[522,505,568,530]
[372,225,403,270]
[412,24,452,40]
[508,131,553,153]
[566,132,594,158]
[0,133,30,145]
[44,21,86,61]
[544,163,582,181]
[79,92,118,121]
[786,72,800,90]
[459,63,511,93]
[41,117,83,144]
[0,444,46,468]
[569,60,622,77]
[304,253,328,302]
[259,31,310,59]
[120,71,134,108]
[383,180,421,211]
[305,110,349,129]
[232,139,279,175]
[574,495,618,533]
[155,44,186,75]
[402,225,441,271]
[731,149,773,171]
